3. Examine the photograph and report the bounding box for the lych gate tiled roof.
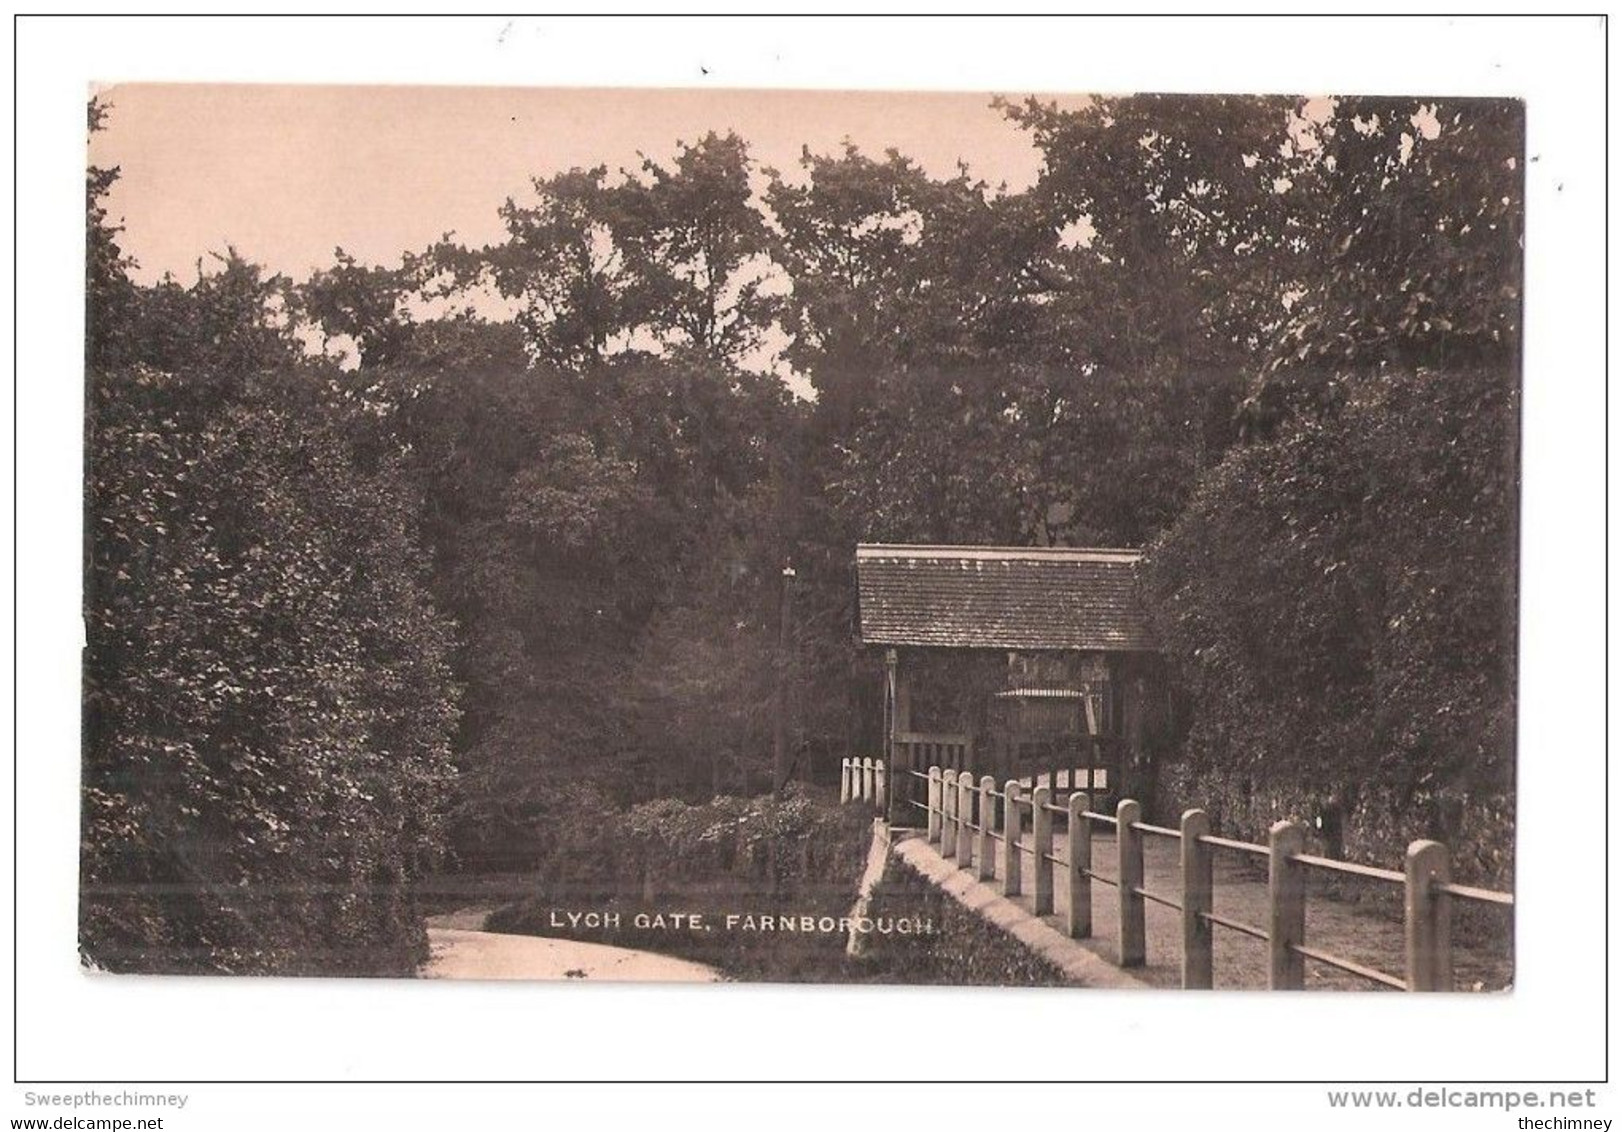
[855,544,1156,652]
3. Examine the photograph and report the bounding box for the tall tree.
[610,132,777,365]
[312,134,794,863]
[466,166,628,371]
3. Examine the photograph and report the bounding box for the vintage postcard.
[82,83,1519,990]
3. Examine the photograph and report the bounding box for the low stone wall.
[845,819,892,958]
[890,833,1149,989]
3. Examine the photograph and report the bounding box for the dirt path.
[421,912,721,983]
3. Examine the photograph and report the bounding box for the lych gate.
[854,544,1165,827]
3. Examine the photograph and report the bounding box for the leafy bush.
[82,357,461,974]
[81,130,460,973]
[499,784,871,896]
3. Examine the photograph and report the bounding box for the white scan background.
[7,11,1609,1100]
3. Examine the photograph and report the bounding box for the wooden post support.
[839,759,850,803]
[1117,799,1146,967]
[1268,819,1306,990]
[1067,792,1092,939]
[1002,781,1023,897]
[977,776,997,881]
[1031,786,1054,915]
[926,767,942,843]
[1180,809,1214,990]
[940,769,958,858]
[956,772,975,869]
[1405,840,1454,992]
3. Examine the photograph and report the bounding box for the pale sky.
[90,83,1091,286]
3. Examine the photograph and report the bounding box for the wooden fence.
[840,755,887,811]
[840,758,1513,992]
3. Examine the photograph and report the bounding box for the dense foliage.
[82,105,459,973]
[1142,99,1522,883]
[84,91,1522,970]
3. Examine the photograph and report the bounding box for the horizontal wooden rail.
[1202,910,1269,942]
[893,730,972,747]
[1437,881,1515,907]
[1198,833,1270,858]
[1294,853,1406,884]
[1135,886,1182,912]
[1036,797,1121,824]
[1292,942,1406,990]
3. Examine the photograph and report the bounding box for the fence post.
[1116,799,1145,967]
[840,758,851,803]
[956,772,975,869]
[977,776,997,881]
[1180,809,1214,990]
[867,758,879,803]
[941,769,958,859]
[1031,786,1054,915]
[926,767,941,842]
[1002,781,1023,897]
[875,761,887,813]
[1405,840,1453,992]
[1268,819,1306,990]
[1066,792,1092,938]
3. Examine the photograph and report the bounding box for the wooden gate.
[888,730,971,826]
[998,732,1121,804]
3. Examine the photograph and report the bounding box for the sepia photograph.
[79,79,1523,995]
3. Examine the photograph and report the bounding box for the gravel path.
[421,925,722,983]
